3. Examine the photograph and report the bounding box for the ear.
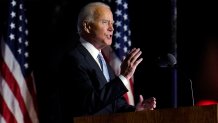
[83,21,91,33]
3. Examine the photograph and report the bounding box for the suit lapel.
[77,44,109,87]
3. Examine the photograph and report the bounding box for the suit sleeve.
[59,54,132,117]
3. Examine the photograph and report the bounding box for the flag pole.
[171,0,177,108]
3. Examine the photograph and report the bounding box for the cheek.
[96,30,106,38]
[93,26,108,39]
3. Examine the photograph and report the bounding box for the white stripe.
[126,82,134,105]
[1,41,38,123]
[0,77,24,123]
[0,114,7,123]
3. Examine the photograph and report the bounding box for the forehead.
[93,6,113,20]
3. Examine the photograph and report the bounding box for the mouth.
[105,34,112,39]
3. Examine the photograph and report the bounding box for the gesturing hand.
[135,95,156,111]
[120,48,143,80]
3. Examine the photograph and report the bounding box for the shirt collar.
[80,38,101,59]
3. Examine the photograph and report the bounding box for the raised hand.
[120,48,143,80]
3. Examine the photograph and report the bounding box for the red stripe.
[123,93,130,104]
[0,92,18,123]
[0,56,32,123]
[26,75,38,114]
[123,78,134,105]
[129,78,134,96]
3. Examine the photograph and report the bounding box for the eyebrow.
[101,19,114,24]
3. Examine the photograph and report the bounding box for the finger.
[145,97,156,109]
[146,97,156,102]
[131,50,142,63]
[124,48,137,61]
[143,97,156,105]
[128,48,137,55]
[133,58,143,68]
[144,101,156,110]
[151,97,156,101]
[128,48,140,61]
[139,94,144,103]
[153,103,156,108]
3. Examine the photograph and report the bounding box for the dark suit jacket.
[58,42,135,122]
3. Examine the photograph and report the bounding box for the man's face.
[88,6,114,49]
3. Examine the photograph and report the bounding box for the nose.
[108,23,114,32]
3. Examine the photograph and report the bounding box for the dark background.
[1,0,218,122]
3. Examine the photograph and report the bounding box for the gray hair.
[77,2,111,35]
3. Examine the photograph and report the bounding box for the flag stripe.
[1,38,38,123]
[25,74,38,114]
[129,78,134,95]
[0,94,17,123]
[0,53,32,123]
[0,114,6,123]
[126,78,134,105]
[0,77,21,123]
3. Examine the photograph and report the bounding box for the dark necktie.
[97,53,110,82]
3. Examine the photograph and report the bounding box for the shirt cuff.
[118,75,129,86]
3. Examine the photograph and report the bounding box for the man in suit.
[59,2,156,122]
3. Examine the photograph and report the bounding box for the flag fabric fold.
[0,0,38,123]
[102,0,134,105]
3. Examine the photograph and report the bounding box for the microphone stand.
[189,79,195,106]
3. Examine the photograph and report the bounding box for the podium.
[74,104,218,123]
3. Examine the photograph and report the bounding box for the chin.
[108,42,112,45]
[102,39,112,46]
[107,40,112,45]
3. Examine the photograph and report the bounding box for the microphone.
[157,53,195,106]
[157,53,177,68]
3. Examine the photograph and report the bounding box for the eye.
[102,20,108,24]
[101,19,114,27]
[111,22,114,26]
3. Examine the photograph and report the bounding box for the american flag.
[0,0,38,123]
[102,0,134,105]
